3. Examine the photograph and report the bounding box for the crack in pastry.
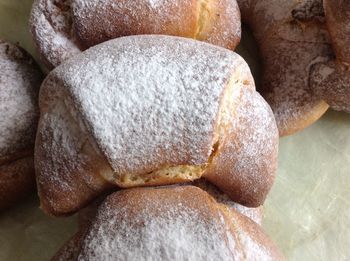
[102,74,242,188]
[35,35,278,216]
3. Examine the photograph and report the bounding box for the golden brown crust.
[225,208,284,260]
[30,0,241,68]
[192,180,264,225]
[204,87,279,207]
[237,0,332,136]
[52,186,283,260]
[194,0,241,50]
[35,80,113,216]
[36,36,277,216]
[76,182,264,232]
[259,39,330,136]
[72,0,198,48]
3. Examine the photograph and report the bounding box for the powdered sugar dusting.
[77,187,238,260]
[72,0,239,49]
[72,0,193,42]
[80,208,234,260]
[148,0,162,9]
[228,208,283,260]
[230,89,277,192]
[57,186,284,260]
[45,35,242,177]
[30,0,81,68]
[30,0,240,68]
[36,77,112,214]
[204,87,278,206]
[228,89,278,199]
[37,97,91,193]
[193,180,263,225]
[237,229,274,261]
[0,40,42,162]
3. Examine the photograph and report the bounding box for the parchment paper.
[1,0,349,260]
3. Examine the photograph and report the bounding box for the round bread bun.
[52,186,283,261]
[35,35,278,216]
[30,0,241,69]
[310,0,350,113]
[237,0,332,136]
[0,40,42,210]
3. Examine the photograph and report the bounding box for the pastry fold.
[35,35,278,215]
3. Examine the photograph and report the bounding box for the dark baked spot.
[291,0,325,22]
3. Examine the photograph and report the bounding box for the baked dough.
[237,0,332,136]
[30,0,241,69]
[310,0,350,113]
[193,180,263,225]
[52,186,283,261]
[35,35,278,216]
[76,181,264,230]
[0,40,42,210]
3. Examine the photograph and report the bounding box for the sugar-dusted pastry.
[237,0,332,136]
[52,186,284,261]
[35,35,278,216]
[76,181,264,232]
[310,0,350,113]
[0,40,43,210]
[193,180,263,225]
[30,0,241,69]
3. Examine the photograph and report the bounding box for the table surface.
[1,1,350,260]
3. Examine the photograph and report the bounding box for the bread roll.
[310,0,350,113]
[30,0,241,69]
[193,180,263,225]
[0,40,42,210]
[76,181,263,232]
[237,0,332,136]
[35,35,278,216]
[52,186,283,261]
